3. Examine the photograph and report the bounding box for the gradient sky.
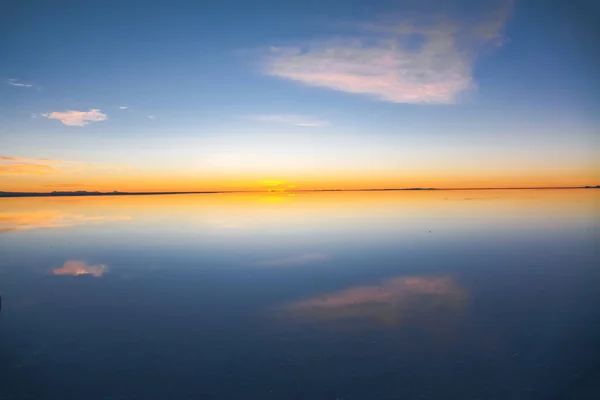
[1,0,599,191]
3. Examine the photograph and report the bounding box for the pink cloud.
[42,109,108,126]
[289,276,461,309]
[53,260,107,277]
[264,8,511,104]
[282,275,468,325]
[266,39,472,104]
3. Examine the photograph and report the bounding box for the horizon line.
[1,186,598,198]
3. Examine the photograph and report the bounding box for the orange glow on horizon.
[2,149,599,193]
[2,170,600,193]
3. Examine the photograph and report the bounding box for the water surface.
[1,190,599,399]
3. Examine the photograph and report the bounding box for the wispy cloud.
[264,4,512,104]
[119,106,128,110]
[0,211,131,233]
[249,114,328,127]
[42,109,108,126]
[0,156,84,175]
[6,78,33,88]
[0,163,56,175]
[252,253,330,268]
[53,260,107,277]
[282,275,467,325]
[289,276,461,309]
[148,115,156,119]
[0,156,68,163]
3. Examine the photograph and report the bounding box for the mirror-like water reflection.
[0,190,598,399]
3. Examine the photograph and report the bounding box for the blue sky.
[1,0,599,190]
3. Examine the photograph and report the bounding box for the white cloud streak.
[6,78,33,87]
[264,5,512,104]
[249,114,327,127]
[119,106,128,110]
[42,109,108,126]
[253,253,330,268]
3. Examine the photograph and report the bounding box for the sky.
[1,0,599,192]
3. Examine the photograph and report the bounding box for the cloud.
[0,156,67,163]
[0,156,84,175]
[0,211,131,233]
[253,253,330,268]
[42,109,108,126]
[264,4,512,104]
[283,275,467,325]
[290,276,460,309]
[119,106,128,110]
[0,163,56,175]
[6,78,33,88]
[53,260,107,277]
[148,115,156,119]
[0,155,124,177]
[249,114,327,127]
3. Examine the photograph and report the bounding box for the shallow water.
[1,190,599,399]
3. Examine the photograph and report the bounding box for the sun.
[260,180,297,192]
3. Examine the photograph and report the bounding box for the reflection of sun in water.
[53,260,107,277]
[261,195,286,202]
[260,194,296,203]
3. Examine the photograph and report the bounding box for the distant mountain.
[0,190,219,198]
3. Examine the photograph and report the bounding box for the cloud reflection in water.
[283,275,467,326]
[53,260,108,277]
[253,253,330,268]
[0,211,130,232]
